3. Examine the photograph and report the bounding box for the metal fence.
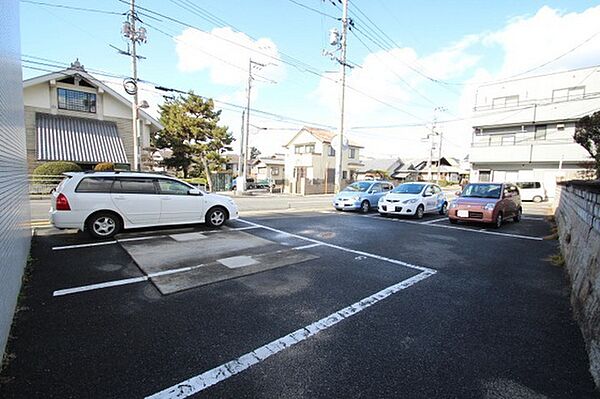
[28,175,64,195]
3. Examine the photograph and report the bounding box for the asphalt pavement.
[1,209,596,398]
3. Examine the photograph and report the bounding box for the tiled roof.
[287,126,364,148]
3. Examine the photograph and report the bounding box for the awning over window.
[36,113,128,164]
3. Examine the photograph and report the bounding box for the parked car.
[231,177,256,190]
[516,181,546,202]
[50,172,239,238]
[378,182,448,219]
[333,181,394,213]
[448,182,522,228]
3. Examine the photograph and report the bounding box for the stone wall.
[554,180,600,388]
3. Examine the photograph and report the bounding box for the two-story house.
[469,66,597,196]
[23,60,162,172]
[283,127,363,194]
[251,154,285,188]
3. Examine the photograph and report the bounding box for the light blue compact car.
[333,181,394,213]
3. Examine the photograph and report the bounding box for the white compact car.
[378,182,448,219]
[515,181,546,202]
[50,172,239,238]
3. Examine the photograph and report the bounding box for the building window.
[349,148,356,159]
[491,95,519,109]
[534,125,547,140]
[552,86,585,102]
[328,145,335,157]
[295,144,316,154]
[57,88,97,113]
[271,167,279,176]
[342,170,348,179]
[501,135,515,146]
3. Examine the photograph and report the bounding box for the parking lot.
[1,208,598,398]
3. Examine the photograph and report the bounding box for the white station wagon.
[50,172,239,238]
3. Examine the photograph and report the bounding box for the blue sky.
[20,0,600,158]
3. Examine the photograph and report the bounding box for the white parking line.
[358,214,544,241]
[146,270,435,399]
[53,264,206,297]
[118,236,160,243]
[51,226,261,250]
[420,217,447,224]
[292,243,322,250]
[52,241,117,251]
[237,219,434,272]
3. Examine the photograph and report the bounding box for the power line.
[286,0,340,20]
[141,21,277,84]
[20,0,124,15]
[122,0,426,120]
[349,29,437,108]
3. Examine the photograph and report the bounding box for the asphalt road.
[29,190,552,221]
[1,209,595,398]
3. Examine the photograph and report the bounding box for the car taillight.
[56,193,71,211]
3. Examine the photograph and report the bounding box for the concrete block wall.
[554,180,600,388]
[0,0,31,358]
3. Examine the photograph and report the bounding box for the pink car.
[448,182,522,228]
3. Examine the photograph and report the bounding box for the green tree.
[250,146,261,160]
[154,92,233,190]
[574,111,600,179]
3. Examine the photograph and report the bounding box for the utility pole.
[130,0,139,171]
[335,0,349,193]
[427,133,434,182]
[120,0,147,171]
[237,110,245,194]
[437,131,443,184]
[241,59,265,192]
[426,106,446,182]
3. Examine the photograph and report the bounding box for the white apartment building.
[470,66,598,197]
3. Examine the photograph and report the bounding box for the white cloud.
[484,5,600,78]
[175,27,285,86]
[313,4,600,160]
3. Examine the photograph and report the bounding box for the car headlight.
[449,201,458,209]
[350,195,360,201]
[484,203,495,210]
[402,198,418,204]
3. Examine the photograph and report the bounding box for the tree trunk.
[201,157,213,192]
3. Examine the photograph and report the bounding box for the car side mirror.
[455,190,461,196]
[188,188,202,196]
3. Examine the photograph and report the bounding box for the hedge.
[33,161,82,176]
[94,162,115,171]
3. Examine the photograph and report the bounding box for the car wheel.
[439,202,448,215]
[449,218,458,224]
[493,212,503,229]
[87,212,121,239]
[415,205,425,219]
[206,207,228,227]
[360,200,370,214]
[533,196,542,203]
[513,207,522,222]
